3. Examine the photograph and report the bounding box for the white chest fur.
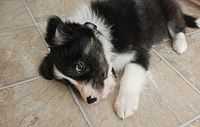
[111,52,136,71]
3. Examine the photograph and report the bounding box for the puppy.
[39,0,200,119]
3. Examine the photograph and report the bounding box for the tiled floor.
[0,0,200,127]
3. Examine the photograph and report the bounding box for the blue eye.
[75,61,86,73]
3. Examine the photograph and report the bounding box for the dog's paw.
[173,32,187,54]
[114,92,139,119]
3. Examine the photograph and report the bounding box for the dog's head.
[39,16,116,104]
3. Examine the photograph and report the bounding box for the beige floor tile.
[64,0,90,17]
[177,0,200,33]
[188,119,200,127]
[0,0,33,31]
[154,32,200,90]
[178,0,200,17]
[75,53,200,127]
[37,17,65,35]
[26,0,66,21]
[0,78,88,127]
[26,0,92,22]
[0,27,48,87]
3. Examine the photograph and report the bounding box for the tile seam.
[178,114,200,127]
[152,49,200,95]
[0,76,40,91]
[22,0,50,51]
[68,85,94,127]
[22,1,94,126]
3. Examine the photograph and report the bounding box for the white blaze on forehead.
[84,38,95,55]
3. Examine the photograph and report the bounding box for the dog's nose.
[87,96,97,104]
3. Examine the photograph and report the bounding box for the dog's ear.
[45,16,76,47]
[39,55,54,80]
[45,16,63,46]
[84,22,97,31]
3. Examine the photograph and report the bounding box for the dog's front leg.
[114,63,147,119]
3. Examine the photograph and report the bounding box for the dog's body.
[39,0,200,119]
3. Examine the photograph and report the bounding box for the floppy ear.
[45,16,66,46]
[39,55,54,80]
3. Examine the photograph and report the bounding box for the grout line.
[0,24,35,34]
[22,0,50,52]
[152,49,200,95]
[22,1,93,126]
[186,29,200,36]
[24,0,93,124]
[148,72,183,124]
[68,85,94,127]
[0,76,40,91]
[179,114,200,127]
[21,1,200,126]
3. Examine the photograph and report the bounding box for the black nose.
[87,96,97,104]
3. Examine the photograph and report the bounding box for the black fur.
[45,16,63,46]
[184,14,199,28]
[91,0,169,53]
[39,55,54,80]
[131,48,150,70]
[39,0,199,90]
[41,16,109,88]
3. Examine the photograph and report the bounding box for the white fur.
[97,33,114,73]
[195,18,200,28]
[173,32,188,54]
[63,2,145,118]
[111,52,136,71]
[54,65,116,102]
[66,2,114,74]
[54,66,96,102]
[66,2,112,42]
[54,65,79,85]
[168,23,188,54]
[114,63,147,119]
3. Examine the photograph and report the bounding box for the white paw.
[173,32,187,54]
[114,92,139,119]
[195,18,200,28]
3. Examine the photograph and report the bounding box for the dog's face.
[39,16,116,104]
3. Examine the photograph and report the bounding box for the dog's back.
[91,0,169,51]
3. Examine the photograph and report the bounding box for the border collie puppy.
[39,0,200,119]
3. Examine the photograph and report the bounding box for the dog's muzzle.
[73,70,117,104]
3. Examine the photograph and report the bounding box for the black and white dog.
[39,0,200,119]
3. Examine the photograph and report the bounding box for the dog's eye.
[75,61,86,73]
